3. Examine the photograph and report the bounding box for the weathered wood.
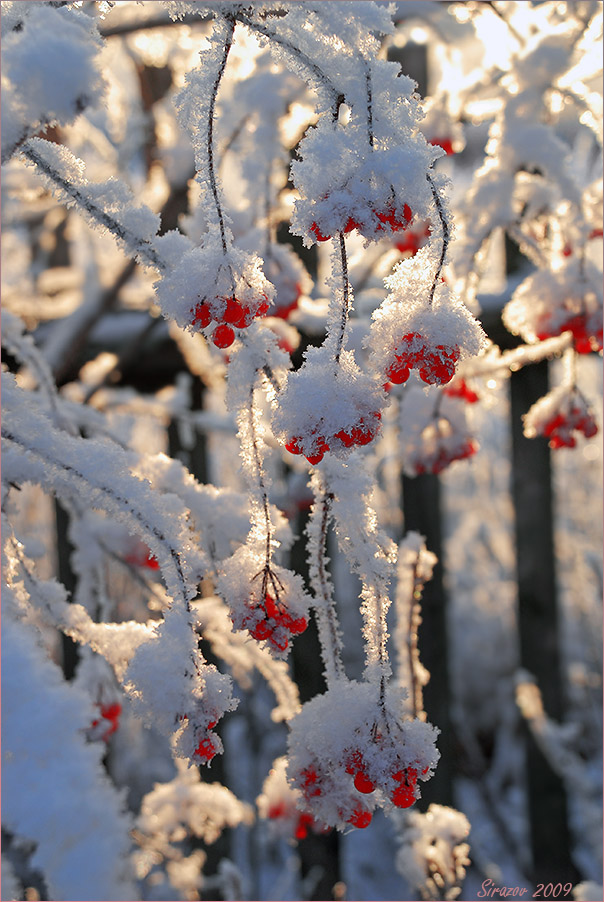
[401,473,453,808]
[509,360,581,885]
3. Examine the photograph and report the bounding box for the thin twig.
[427,173,450,306]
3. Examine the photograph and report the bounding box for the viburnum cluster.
[502,249,603,355]
[397,385,479,477]
[257,757,330,842]
[370,247,487,390]
[272,345,385,465]
[216,545,310,656]
[155,240,274,350]
[286,680,439,832]
[290,59,439,248]
[524,384,599,449]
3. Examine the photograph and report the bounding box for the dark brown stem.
[248,380,274,585]
[427,174,450,306]
[207,17,236,256]
[335,231,351,364]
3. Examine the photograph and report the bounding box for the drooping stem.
[22,142,166,272]
[306,479,346,686]
[207,16,236,255]
[334,231,351,365]
[406,559,424,720]
[427,173,450,306]
[365,64,374,149]
[234,11,344,119]
[248,381,273,576]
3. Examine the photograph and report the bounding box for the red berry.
[255,297,270,319]
[194,737,217,762]
[347,806,372,829]
[270,631,290,652]
[100,703,121,722]
[311,222,331,242]
[288,616,308,636]
[418,346,459,385]
[192,302,212,328]
[213,324,236,349]
[144,551,160,570]
[250,619,273,641]
[444,379,480,403]
[335,428,355,448]
[285,436,303,455]
[268,801,287,819]
[305,436,329,465]
[222,296,246,326]
[391,784,416,808]
[386,358,411,385]
[354,771,376,794]
[430,137,455,155]
[294,812,314,840]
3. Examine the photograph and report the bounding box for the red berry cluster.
[242,591,307,653]
[541,407,598,449]
[413,437,478,475]
[311,203,412,243]
[191,293,270,349]
[286,413,381,465]
[537,312,603,354]
[299,763,373,829]
[267,801,322,841]
[443,379,480,404]
[91,702,122,742]
[386,333,460,385]
[295,748,427,831]
[344,749,424,810]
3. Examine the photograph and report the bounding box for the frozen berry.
[194,736,217,763]
[213,323,236,349]
[192,302,212,328]
[294,812,315,840]
[354,771,376,794]
[430,137,455,155]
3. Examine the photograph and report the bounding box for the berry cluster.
[90,702,122,742]
[536,311,603,355]
[285,412,382,465]
[310,202,412,244]
[287,680,440,832]
[241,590,308,653]
[541,406,598,449]
[412,437,477,475]
[386,333,460,386]
[124,544,159,570]
[344,748,427,811]
[267,801,322,841]
[443,379,480,404]
[191,293,270,350]
[293,745,430,831]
